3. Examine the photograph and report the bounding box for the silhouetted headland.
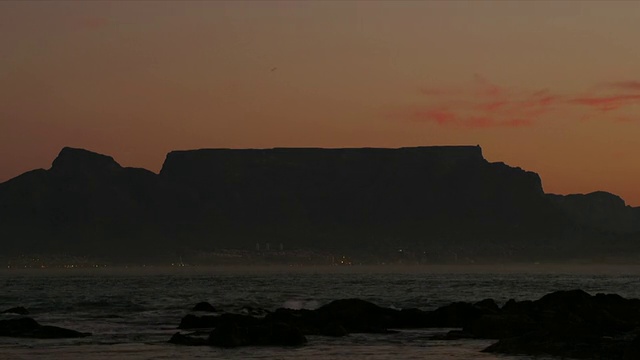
[1,146,639,265]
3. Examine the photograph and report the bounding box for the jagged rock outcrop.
[1,306,29,315]
[171,290,640,356]
[0,317,91,339]
[479,290,640,359]
[192,302,217,313]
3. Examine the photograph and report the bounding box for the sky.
[1,1,640,205]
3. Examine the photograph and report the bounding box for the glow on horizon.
[1,1,639,205]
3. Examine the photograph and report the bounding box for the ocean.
[2,264,640,359]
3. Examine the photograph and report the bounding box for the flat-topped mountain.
[0,146,638,263]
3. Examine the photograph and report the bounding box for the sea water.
[2,264,640,359]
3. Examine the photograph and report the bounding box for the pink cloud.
[419,88,455,96]
[402,76,640,130]
[412,108,457,125]
[526,94,561,107]
[476,100,509,112]
[462,117,534,129]
[410,105,535,129]
[473,74,504,97]
[569,94,640,112]
[464,117,495,128]
[605,81,640,92]
[614,116,640,123]
[503,119,534,127]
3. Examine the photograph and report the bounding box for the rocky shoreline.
[171,290,640,359]
[4,289,640,358]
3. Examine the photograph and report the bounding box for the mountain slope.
[1,145,636,262]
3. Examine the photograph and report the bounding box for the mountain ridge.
[1,146,638,264]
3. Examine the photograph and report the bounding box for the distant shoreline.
[3,262,640,276]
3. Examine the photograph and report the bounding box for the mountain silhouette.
[0,146,638,263]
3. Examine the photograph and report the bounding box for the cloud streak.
[405,77,640,129]
[569,94,640,112]
[605,81,640,92]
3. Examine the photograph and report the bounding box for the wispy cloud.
[419,88,455,96]
[412,108,457,125]
[401,76,640,129]
[569,94,640,112]
[604,81,640,92]
[614,116,640,123]
[473,74,504,97]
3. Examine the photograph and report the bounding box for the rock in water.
[208,321,250,347]
[0,318,90,338]
[208,321,306,347]
[1,306,29,315]
[482,290,640,359]
[169,332,209,346]
[178,314,218,329]
[192,302,216,312]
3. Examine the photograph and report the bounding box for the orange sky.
[1,1,639,205]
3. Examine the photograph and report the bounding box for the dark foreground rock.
[483,330,640,359]
[172,290,640,356]
[171,297,499,347]
[192,302,216,312]
[179,314,218,329]
[1,306,29,315]
[171,318,306,347]
[476,290,640,359]
[169,332,209,346]
[209,321,307,347]
[0,317,91,339]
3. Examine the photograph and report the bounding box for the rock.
[535,290,638,334]
[427,301,483,328]
[238,306,270,317]
[0,318,90,339]
[483,290,640,359]
[315,298,398,333]
[623,335,640,360]
[192,302,216,312]
[501,299,535,315]
[169,332,209,346]
[435,329,475,340]
[249,322,307,346]
[1,306,29,315]
[319,322,348,337]
[208,321,250,347]
[208,320,306,347]
[265,308,319,335]
[30,325,91,339]
[464,313,537,339]
[167,292,640,355]
[0,317,39,336]
[473,299,500,314]
[178,314,218,329]
[219,313,263,327]
[391,308,433,328]
[483,329,627,359]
